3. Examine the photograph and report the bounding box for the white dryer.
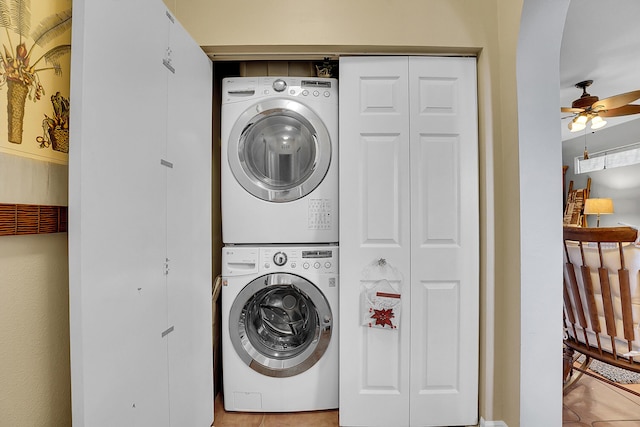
[221,77,338,244]
[221,245,339,412]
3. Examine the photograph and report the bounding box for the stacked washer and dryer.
[220,76,339,412]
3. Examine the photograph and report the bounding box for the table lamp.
[583,198,614,227]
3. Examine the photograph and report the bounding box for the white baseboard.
[479,418,508,427]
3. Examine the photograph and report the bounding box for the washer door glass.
[228,99,331,202]
[229,273,333,377]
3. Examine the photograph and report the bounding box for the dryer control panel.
[222,76,338,105]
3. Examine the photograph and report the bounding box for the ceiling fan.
[561,80,640,132]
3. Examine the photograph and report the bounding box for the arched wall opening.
[516,1,570,425]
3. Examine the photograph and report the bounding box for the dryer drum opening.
[228,99,331,203]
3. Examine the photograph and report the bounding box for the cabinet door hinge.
[163,47,175,74]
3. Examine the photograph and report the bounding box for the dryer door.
[229,273,333,377]
[228,99,332,202]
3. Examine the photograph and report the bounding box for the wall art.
[0,0,72,164]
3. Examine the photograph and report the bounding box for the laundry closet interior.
[68,7,479,424]
[218,55,479,427]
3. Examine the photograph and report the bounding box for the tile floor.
[563,371,640,426]
[212,393,339,426]
[212,373,640,427]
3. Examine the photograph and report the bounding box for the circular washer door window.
[228,99,332,203]
[228,273,333,377]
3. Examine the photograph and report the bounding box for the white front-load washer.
[221,245,339,412]
[221,77,338,244]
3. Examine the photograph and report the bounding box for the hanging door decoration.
[361,258,403,330]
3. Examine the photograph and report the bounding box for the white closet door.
[339,56,412,427]
[69,1,213,426]
[165,13,214,427]
[408,57,479,426]
[339,56,479,427]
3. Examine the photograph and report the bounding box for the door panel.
[360,317,402,390]
[415,280,460,392]
[69,1,169,425]
[339,56,411,427]
[409,56,479,427]
[69,1,213,426]
[418,135,460,244]
[361,134,403,244]
[165,12,214,427]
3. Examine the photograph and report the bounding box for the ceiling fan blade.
[561,107,584,113]
[598,104,640,117]
[591,89,640,111]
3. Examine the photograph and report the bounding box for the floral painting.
[0,0,71,164]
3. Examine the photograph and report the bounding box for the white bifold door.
[68,1,213,426]
[339,56,479,427]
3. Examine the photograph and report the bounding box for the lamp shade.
[569,118,586,132]
[590,115,607,130]
[583,198,614,215]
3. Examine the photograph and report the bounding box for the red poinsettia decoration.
[371,308,395,328]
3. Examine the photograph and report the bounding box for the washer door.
[229,273,333,378]
[228,99,331,202]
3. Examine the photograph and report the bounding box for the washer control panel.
[258,246,338,274]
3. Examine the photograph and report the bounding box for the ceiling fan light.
[576,114,588,125]
[591,115,607,129]
[569,119,586,132]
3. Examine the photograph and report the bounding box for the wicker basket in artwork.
[49,128,69,153]
[7,80,29,144]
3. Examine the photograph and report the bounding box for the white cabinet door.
[408,56,479,427]
[339,56,478,427]
[165,13,214,427]
[69,1,213,426]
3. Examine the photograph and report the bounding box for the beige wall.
[164,0,524,424]
[494,0,524,424]
[0,154,71,427]
[2,0,527,425]
[0,0,72,424]
[170,0,501,52]
[0,233,71,427]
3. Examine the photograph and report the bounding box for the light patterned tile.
[213,410,266,427]
[213,393,266,427]
[213,393,339,427]
[592,422,640,426]
[563,404,580,422]
[564,374,640,425]
[263,410,339,427]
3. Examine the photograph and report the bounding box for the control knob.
[273,79,287,92]
[273,251,288,266]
